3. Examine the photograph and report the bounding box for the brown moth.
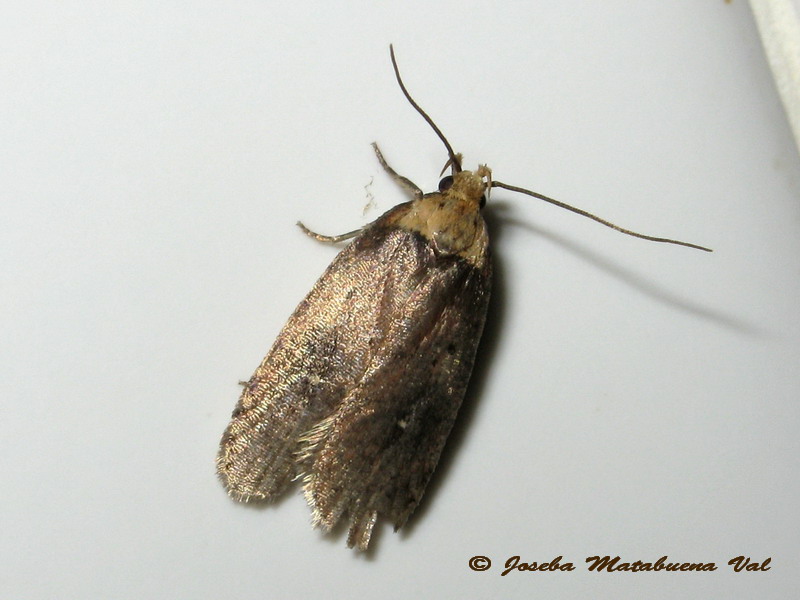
[216,46,710,551]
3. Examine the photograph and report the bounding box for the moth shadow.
[505,217,757,334]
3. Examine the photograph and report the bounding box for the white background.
[2,1,799,598]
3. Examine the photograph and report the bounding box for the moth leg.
[371,142,423,200]
[297,221,363,244]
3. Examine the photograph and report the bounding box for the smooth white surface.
[2,2,798,598]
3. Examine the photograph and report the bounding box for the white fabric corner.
[749,0,800,155]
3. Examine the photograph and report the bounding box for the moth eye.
[438,175,454,192]
[479,195,487,209]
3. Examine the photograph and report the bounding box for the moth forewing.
[217,171,492,550]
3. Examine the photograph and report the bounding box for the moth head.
[438,164,491,210]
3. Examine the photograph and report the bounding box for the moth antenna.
[439,153,463,177]
[389,44,462,173]
[492,180,713,252]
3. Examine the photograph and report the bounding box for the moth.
[217,46,710,550]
